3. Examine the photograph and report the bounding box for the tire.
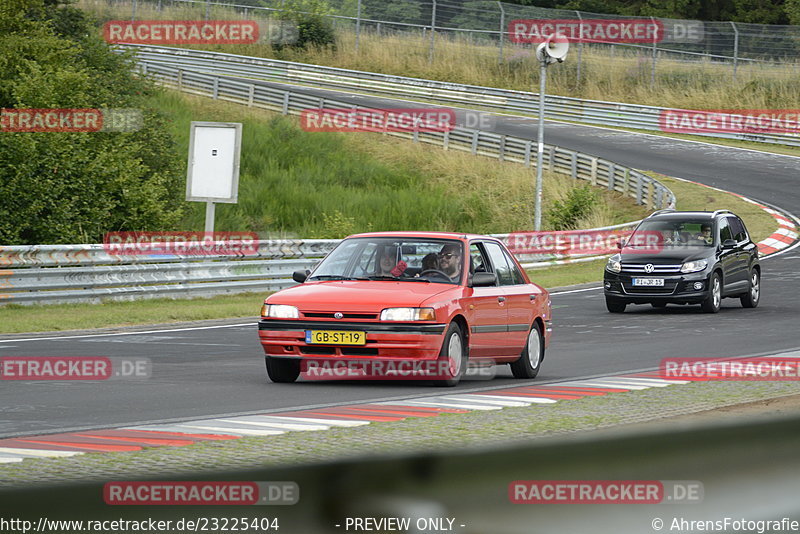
[510,323,543,379]
[433,322,467,387]
[265,357,301,383]
[740,268,760,308]
[606,297,627,313]
[701,272,722,313]
[651,302,667,309]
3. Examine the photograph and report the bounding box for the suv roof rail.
[647,208,676,217]
[712,209,734,217]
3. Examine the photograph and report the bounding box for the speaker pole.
[534,58,546,232]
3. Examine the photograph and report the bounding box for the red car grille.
[302,312,378,320]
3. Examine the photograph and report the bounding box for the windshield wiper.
[308,275,365,281]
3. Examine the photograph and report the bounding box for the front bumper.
[258,319,447,361]
[603,270,710,304]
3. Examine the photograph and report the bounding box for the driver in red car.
[438,243,462,282]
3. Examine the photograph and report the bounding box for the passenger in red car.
[377,246,399,276]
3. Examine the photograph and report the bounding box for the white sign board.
[186,121,242,203]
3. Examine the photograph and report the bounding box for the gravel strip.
[3,380,800,488]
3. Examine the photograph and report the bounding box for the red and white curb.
[9,351,800,464]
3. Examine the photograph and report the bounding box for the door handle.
[497,296,506,303]
[530,294,537,301]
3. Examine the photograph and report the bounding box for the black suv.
[603,210,760,313]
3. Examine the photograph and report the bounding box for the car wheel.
[740,268,760,308]
[701,272,722,313]
[510,322,543,379]
[606,297,626,313]
[433,322,467,387]
[265,357,301,383]
[651,302,667,309]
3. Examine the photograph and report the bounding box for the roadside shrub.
[547,184,599,230]
[275,0,336,50]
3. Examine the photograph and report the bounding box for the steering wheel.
[420,269,452,280]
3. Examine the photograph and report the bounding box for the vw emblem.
[334,312,344,319]
[644,264,655,273]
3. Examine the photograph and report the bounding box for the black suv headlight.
[606,254,622,273]
[680,259,708,274]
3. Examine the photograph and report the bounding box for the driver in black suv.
[603,209,761,313]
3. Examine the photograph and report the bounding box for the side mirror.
[471,272,497,287]
[721,239,736,250]
[616,239,625,250]
[292,269,310,283]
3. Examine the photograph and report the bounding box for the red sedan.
[258,232,552,386]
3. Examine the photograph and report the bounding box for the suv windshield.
[309,237,464,284]
[630,219,715,248]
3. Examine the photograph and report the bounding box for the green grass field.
[154,91,648,237]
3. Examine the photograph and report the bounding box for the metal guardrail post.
[428,0,437,64]
[608,163,616,191]
[524,141,532,166]
[650,16,657,89]
[731,21,740,81]
[248,84,254,107]
[497,2,505,63]
[636,175,644,205]
[570,152,577,179]
[575,11,583,86]
[282,92,290,115]
[212,77,219,99]
[499,135,506,161]
[471,131,479,155]
[355,0,362,53]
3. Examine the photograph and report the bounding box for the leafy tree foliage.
[0,0,184,244]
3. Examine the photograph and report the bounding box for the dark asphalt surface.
[1,79,799,437]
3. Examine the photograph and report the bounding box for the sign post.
[186,121,243,232]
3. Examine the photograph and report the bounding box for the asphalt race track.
[1,78,799,437]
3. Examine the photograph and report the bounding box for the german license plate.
[633,278,665,287]
[305,330,366,345]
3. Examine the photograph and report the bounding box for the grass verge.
[152,90,643,237]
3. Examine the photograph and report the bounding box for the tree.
[0,0,184,244]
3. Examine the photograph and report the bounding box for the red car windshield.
[309,237,464,284]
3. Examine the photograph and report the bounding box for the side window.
[484,242,514,286]
[503,249,526,285]
[729,217,747,242]
[469,243,489,274]
[718,218,733,242]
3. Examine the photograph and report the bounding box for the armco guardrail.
[0,232,651,311]
[125,45,800,148]
[0,241,337,305]
[128,48,674,210]
[0,223,637,304]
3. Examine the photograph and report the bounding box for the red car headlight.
[380,307,436,321]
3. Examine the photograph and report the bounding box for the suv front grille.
[621,263,682,274]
